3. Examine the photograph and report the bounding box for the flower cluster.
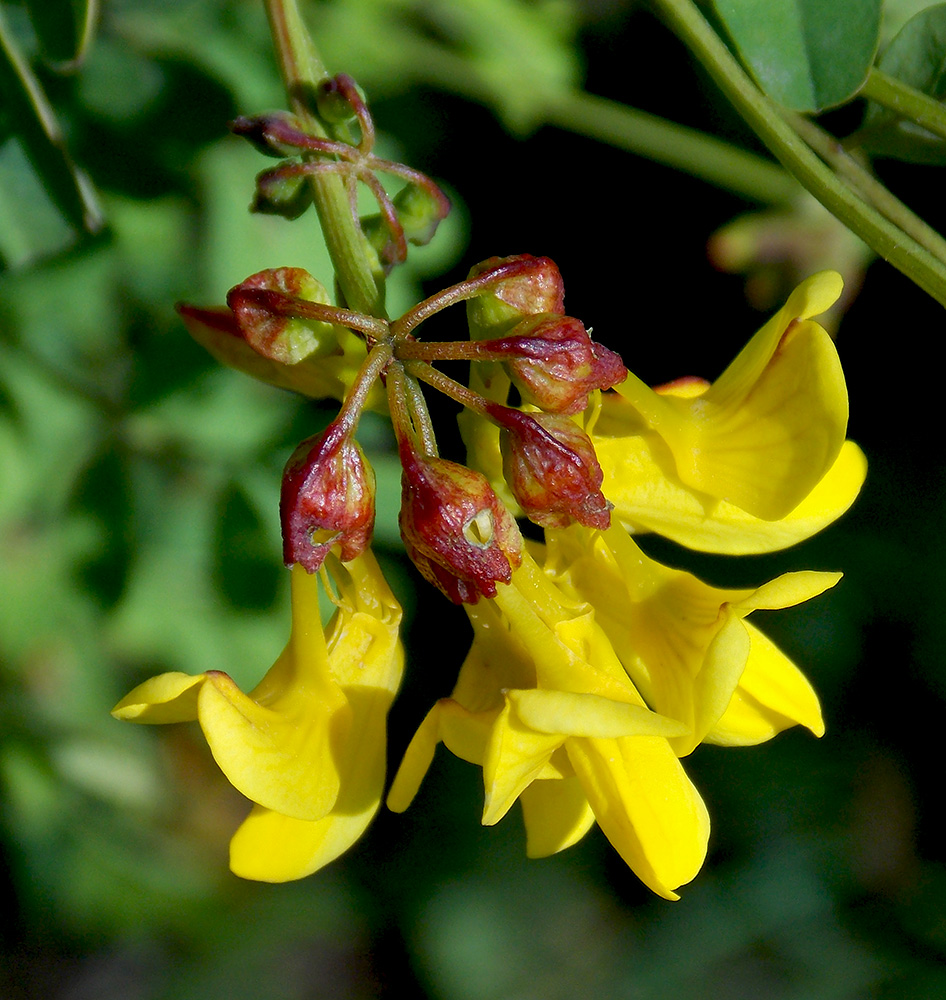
[108,61,864,897]
[114,248,864,895]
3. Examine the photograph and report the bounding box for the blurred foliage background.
[2,0,945,997]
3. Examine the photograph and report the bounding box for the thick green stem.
[650,0,946,307]
[263,0,385,317]
[788,112,946,268]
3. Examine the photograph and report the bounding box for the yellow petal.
[111,671,204,723]
[706,622,824,745]
[608,272,851,522]
[196,668,345,822]
[229,801,377,882]
[509,688,687,740]
[598,437,866,555]
[520,778,596,858]
[567,735,710,900]
[547,524,828,754]
[481,699,565,826]
[454,598,537,711]
[733,570,842,613]
[228,664,396,881]
[670,615,751,756]
[492,554,643,703]
[386,699,498,813]
[653,272,846,519]
[386,703,445,813]
[194,566,348,821]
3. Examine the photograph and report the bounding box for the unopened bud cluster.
[186,254,626,603]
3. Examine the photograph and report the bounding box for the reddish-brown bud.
[491,407,611,530]
[281,423,375,572]
[466,255,566,339]
[231,112,313,158]
[399,455,522,604]
[490,314,627,414]
[227,268,338,364]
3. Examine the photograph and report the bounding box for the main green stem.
[650,0,946,307]
[264,0,386,318]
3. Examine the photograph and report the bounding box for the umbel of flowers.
[114,250,865,896]
[112,67,864,897]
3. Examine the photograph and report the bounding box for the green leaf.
[0,6,103,266]
[0,137,75,268]
[713,0,882,111]
[862,4,946,163]
[25,0,98,70]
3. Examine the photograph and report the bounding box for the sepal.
[281,421,376,571]
[399,454,523,603]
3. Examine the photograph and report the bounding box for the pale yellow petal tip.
[111,671,205,723]
[789,270,844,321]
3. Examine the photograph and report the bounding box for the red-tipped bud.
[399,455,522,604]
[281,423,376,572]
[466,255,566,339]
[491,407,611,530]
[230,112,312,158]
[490,314,627,414]
[227,268,338,365]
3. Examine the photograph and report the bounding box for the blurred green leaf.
[25,0,98,70]
[312,0,580,133]
[862,4,946,163]
[713,0,881,110]
[0,5,103,267]
[0,136,76,267]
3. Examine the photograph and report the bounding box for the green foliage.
[0,4,103,266]
[863,3,946,163]
[0,1,945,997]
[309,0,581,133]
[712,0,882,110]
[23,0,98,68]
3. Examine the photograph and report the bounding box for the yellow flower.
[112,552,403,881]
[592,271,866,553]
[388,551,709,900]
[544,523,835,755]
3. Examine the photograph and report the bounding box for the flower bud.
[252,166,313,220]
[227,268,338,365]
[281,423,376,572]
[399,455,522,603]
[466,255,565,340]
[493,314,627,414]
[492,408,611,529]
[230,112,312,158]
[363,183,450,256]
[316,76,364,125]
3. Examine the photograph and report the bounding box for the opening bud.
[399,454,523,604]
[466,255,566,339]
[281,423,376,572]
[494,314,627,414]
[491,407,612,530]
[227,268,339,365]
